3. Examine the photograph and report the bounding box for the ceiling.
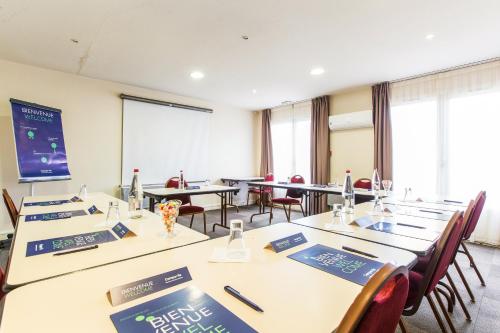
[1,0,499,110]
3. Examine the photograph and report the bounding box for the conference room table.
[143,185,239,231]
[220,176,265,211]
[0,223,417,333]
[246,181,383,221]
[292,201,457,257]
[5,192,208,290]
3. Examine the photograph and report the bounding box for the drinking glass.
[227,220,245,250]
[382,180,392,195]
[105,201,120,226]
[78,184,88,200]
[332,203,344,225]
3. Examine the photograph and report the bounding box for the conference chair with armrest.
[353,178,372,190]
[247,173,274,206]
[165,178,207,234]
[2,189,18,229]
[269,175,306,223]
[335,263,409,333]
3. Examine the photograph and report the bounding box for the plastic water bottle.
[342,170,355,214]
[179,170,185,190]
[129,168,143,219]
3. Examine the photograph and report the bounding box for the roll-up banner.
[10,99,71,183]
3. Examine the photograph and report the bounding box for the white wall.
[0,59,256,234]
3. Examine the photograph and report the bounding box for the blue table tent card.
[110,285,258,333]
[266,232,307,253]
[287,244,384,285]
[26,230,117,256]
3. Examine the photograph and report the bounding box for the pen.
[342,246,378,258]
[396,222,426,229]
[419,209,443,215]
[224,286,263,312]
[53,245,99,256]
[444,199,463,204]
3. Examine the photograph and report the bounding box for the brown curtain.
[310,96,330,213]
[259,109,274,177]
[372,82,393,180]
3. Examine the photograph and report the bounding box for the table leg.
[149,197,155,212]
[250,185,271,222]
[213,192,231,232]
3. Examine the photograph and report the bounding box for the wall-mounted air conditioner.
[328,110,373,131]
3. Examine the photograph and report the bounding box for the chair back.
[336,263,409,333]
[286,175,305,199]
[0,267,4,299]
[462,191,486,240]
[263,173,274,194]
[354,178,372,190]
[2,188,18,228]
[165,177,190,205]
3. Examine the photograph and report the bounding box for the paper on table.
[209,247,251,263]
[324,223,356,233]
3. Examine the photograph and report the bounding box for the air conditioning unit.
[328,110,373,131]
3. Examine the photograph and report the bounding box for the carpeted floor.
[1,204,498,332]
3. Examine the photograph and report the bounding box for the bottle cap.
[346,169,351,173]
[133,168,139,172]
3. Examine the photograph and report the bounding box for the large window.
[271,102,311,183]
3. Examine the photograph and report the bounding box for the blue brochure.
[26,230,117,256]
[24,209,87,222]
[287,244,384,286]
[24,199,70,207]
[108,266,192,306]
[269,232,307,253]
[110,285,258,333]
[367,221,439,242]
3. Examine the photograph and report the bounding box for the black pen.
[444,199,463,204]
[396,222,426,229]
[419,209,443,215]
[224,286,263,312]
[342,246,378,258]
[53,245,99,256]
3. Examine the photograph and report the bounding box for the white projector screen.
[121,99,210,185]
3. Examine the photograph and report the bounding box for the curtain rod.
[390,56,500,84]
[266,97,313,111]
[120,94,213,113]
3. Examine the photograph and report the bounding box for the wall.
[329,87,374,183]
[0,59,256,234]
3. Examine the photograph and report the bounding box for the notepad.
[367,221,439,241]
[110,286,258,333]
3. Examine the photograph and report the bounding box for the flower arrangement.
[158,200,182,235]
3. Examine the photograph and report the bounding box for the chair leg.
[288,205,292,222]
[246,192,250,206]
[269,203,273,225]
[203,212,207,234]
[398,318,407,333]
[426,294,448,333]
[438,281,456,308]
[283,204,290,222]
[434,289,457,333]
[461,241,486,286]
[299,203,306,217]
[454,259,475,303]
[189,214,195,228]
[446,272,472,321]
[436,286,454,313]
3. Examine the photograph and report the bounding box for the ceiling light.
[70,38,79,44]
[190,71,204,79]
[252,89,257,94]
[242,35,249,40]
[425,34,435,40]
[310,67,325,76]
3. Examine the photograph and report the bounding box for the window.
[271,102,311,184]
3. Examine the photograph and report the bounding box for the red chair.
[353,178,372,190]
[165,177,207,234]
[2,189,18,229]
[269,175,305,223]
[247,173,274,206]
[402,207,471,333]
[0,267,5,300]
[336,263,409,333]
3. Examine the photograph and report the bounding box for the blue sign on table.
[24,199,70,207]
[107,266,192,306]
[10,99,71,182]
[70,196,83,202]
[110,285,257,333]
[111,222,136,239]
[88,205,103,215]
[367,221,439,241]
[268,232,307,253]
[24,209,87,222]
[186,185,200,190]
[26,230,117,257]
[287,244,384,286]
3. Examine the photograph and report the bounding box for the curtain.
[391,60,500,246]
[259,109,274,177]
[310,96,330,213]
[372,82,393,181]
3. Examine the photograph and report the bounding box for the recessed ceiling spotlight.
[252,89,257,94]
[190,71,204,79]
[241,35,249,40]
[425,33,435,40]
[310,67,325,76]
[70,38,79,44]
[281,100,292,105]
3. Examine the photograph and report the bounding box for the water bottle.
[129,168,143,219]
[179,170,185,190]
[342,170,355,214]
[372,169,383,212]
